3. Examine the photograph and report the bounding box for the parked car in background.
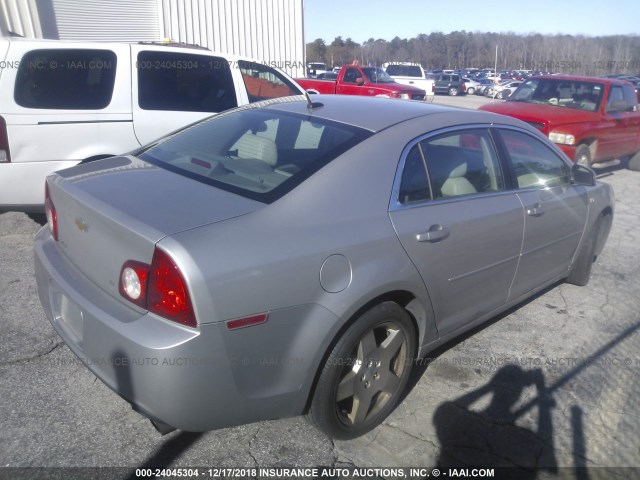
[433,73,466,96]
[475,78,495,95]
[462,77,482,95]
[0,38,303,211]
[307,62,328,77]
[480,75,640,169]
[296,63,427,101]
[35,95,612,440]
[486,80,523,99]
[383,62,435,100]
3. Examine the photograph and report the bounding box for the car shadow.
[406,319,638,476]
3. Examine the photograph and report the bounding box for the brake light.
[119,248,196,327]
[44,183,58,241]
[0,116,10,163]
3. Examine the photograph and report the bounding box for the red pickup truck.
[480,76,640,170]
[296,63,428,101]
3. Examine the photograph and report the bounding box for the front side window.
[15,49,117,109]
[239,61,300,103]
[137,108,372,203]
[498,129,569,189]
[343,68,363,84]
[137,51,238,112]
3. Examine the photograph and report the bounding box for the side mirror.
[571,163,596,186]
[355,77,364,86]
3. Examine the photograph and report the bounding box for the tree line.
[306,32,640,76]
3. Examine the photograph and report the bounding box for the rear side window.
[239,61,300,103]
[137,51,238,112]
[14,49,116,109]
[399,129,504,203]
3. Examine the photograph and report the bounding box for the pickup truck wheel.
[629,150,640,171]
[448,87,459,96]
[575,144,592,167]
[567,217,602,286]
[466,87,475,95]
[307,301,416,439]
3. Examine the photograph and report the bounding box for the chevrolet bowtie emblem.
[75,218,89,232]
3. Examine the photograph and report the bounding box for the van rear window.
[14,49,117,109]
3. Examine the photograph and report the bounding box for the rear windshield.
[137,106,372,203]
[509,78,605,112]
[386,65,422,77]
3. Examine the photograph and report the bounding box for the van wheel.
[308,302,416,440]
[629,150,640,171]
[575,144,592,167]
[567,218,602,286]
[448,86,459,96]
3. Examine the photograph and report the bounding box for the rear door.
[494,127,588,300]
[131,46,242,145]
[389,127,524,336]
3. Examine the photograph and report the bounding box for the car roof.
[531,75,631,86]
[250,95,524,133]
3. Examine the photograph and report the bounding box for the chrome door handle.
[526,203,544,217]
[417,225,450,243]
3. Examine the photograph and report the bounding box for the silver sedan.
[34,95,613,440]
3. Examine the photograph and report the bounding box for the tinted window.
[138,108,372,203]
[238,61,300,103]
[386,65,422,77]
[498,129,569,188]
[15,49,116,109]
[137,51,237,112]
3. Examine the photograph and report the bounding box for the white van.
[0,38,303,211]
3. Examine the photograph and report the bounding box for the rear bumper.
[34,228,338,432]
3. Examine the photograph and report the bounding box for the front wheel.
[628,150,640,171]
[308,302,416,440]
[567,218,603,286]
[466,87,475,95]
[448,86,459,96]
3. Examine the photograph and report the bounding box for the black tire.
[628,150,640,171]
[567,218,601,286]
[575,144,592,167]
[448,86,459,96]
[308,301,416,440]
[466,87,475,95]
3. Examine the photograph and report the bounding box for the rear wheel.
[466,87,475,95]
[496,91,504,100]
[308,302,416,440]
[448,86,459,96]
[575,144,592,167]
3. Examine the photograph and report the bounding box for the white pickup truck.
[383,63,434,101]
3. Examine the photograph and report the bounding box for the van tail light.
[44,183,58,241]
[0,116,10,163]
[119,248,196,328]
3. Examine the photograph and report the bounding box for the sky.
[303,0,639,43]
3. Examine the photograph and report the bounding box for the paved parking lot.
[1,95,639,478]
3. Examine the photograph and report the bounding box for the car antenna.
[304,90,323,110]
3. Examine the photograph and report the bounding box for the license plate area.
[50,287,84,345]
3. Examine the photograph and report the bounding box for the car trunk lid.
[47,155,262,309]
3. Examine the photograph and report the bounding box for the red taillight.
[44,183,58,241]
[0,115,10,163]
[119,248,196,328]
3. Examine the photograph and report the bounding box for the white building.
[0,0,306,77]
